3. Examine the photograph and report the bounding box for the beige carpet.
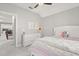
[0,42,31,56]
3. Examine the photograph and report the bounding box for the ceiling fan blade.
[44,3,52,5]
[29,6,33,9]
[34,4,39,8]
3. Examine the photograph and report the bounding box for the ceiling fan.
[28,3,52,9]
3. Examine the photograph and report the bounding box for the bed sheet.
[31,36,79,56]
[31,40,77,56]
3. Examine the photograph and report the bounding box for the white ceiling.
[15,3,79,17]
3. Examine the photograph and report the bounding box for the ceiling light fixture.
[28,3,53,9]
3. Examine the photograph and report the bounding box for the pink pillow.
[59,32,64,38]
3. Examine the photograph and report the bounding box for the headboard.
[54,26,79,38]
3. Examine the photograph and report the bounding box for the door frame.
[0,10,17,46]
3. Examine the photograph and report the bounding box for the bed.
[30,37,79,56]
[30,26,79,56]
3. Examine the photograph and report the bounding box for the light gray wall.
[42,6,79,36]
[0,3,41,47]
[0,13,12,23]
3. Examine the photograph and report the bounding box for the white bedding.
[31,36,79,56]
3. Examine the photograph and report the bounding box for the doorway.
[0,11,16,47]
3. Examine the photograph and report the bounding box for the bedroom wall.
[42,6,79,36]
[0,3,41,47]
